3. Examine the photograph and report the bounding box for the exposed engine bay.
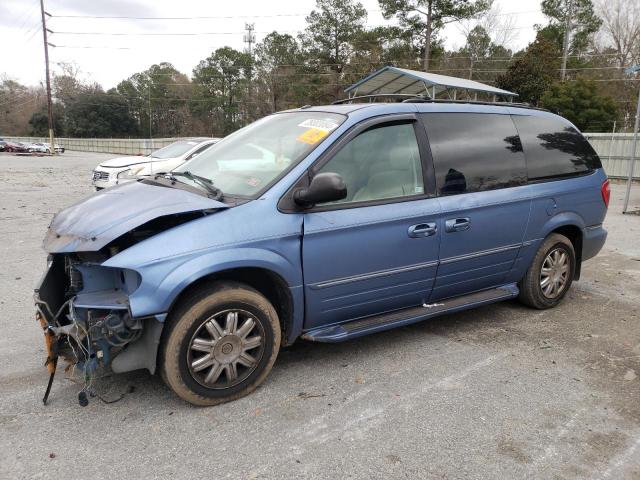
[35,252,162,406]
[35,181,230,405]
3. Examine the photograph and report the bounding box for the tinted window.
[512,115,601,180]
[316,122,424,204]
[422,113,527,195]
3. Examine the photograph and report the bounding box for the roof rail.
[402,98,544,110]
[332,94,425,104]
[332,94,547,112]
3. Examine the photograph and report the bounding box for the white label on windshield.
[298,118,340,132]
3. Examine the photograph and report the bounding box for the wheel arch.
[542,214,584,280]
[166,266,296,345]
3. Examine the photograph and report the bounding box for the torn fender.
[43,181,228,253]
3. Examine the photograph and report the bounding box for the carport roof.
[345,66,517,99]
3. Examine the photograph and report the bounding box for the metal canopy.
[345,66,517,101]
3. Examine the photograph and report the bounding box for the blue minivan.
[36,100,609,405]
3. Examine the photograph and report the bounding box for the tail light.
[601,179,610,208]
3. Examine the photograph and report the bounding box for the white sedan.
[26,142,51,153]
[91,138,220,190]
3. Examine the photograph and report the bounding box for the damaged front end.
[35,252,163,404]
[34,181,228,405]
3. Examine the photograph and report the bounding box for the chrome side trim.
[312,243,522,290]
[586,224,602,230]
[311,260,439,290]
[439,243,522,265]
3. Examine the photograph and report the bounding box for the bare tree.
[596,0,640,67]
[458,4,519,49]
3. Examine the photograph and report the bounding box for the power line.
[47,11,353,20]
[50,30,279,36]
[46,8,543,20]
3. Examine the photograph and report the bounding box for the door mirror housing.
[293,172,347,207]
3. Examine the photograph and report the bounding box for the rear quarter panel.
[506,169,608,283]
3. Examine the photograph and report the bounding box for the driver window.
[316,122,424,204]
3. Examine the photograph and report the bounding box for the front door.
[301,117,441,330]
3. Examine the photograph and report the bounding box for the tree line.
[1,0,639,138]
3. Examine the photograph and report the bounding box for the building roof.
[345,66,517,99]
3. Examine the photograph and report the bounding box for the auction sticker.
[296,128,329,145]
[297,118,339,132]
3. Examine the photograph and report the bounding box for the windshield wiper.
[166,171,223,200]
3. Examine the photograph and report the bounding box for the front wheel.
[518,233,575,309]
[160,281,281,406]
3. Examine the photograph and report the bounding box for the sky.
[2,0,548,90]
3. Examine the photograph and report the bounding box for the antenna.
[243,23,255,55]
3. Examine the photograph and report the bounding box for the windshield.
[151,140,202,159]
[173,112,345,197]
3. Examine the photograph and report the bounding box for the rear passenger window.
[512,115,601,180]
[422,113,527,195]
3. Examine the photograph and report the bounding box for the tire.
[518,233,575,309]
[160,281,281,406]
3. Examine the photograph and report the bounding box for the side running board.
[301,284,519,343]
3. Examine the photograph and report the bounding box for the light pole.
[622,65,640,214]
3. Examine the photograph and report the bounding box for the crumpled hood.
[44,181,228,252]
[98,155,157,168]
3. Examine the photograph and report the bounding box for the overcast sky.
[3,0,547,89]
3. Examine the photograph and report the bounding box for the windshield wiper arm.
[167,171,223,199]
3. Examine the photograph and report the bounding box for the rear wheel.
[518,233,575,309]
[160,281,281,406]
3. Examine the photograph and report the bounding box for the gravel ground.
[1,151,639,480]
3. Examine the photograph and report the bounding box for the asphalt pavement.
[1,151,639,479]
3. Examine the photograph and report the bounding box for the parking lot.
[1,150,639,479]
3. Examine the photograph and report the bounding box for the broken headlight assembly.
[34,253,143,404]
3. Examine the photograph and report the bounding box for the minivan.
[35,100,609,406]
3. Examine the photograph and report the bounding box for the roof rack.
[332,94,422,104]
[332,94,547,112]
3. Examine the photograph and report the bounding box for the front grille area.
[93,170,109,181]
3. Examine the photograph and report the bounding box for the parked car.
[4,141,28,153]
[43,142,65,153]
[91,138,219,189]
[0,140,6,151]
[36,101,608,406]
[27,142,52,154]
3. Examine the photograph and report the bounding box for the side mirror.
[294,172,347,207]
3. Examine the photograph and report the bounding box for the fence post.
[623,86,640,213]
[607,121,616,164]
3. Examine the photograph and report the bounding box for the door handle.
[408,222,437,238]
[445,218,470,233]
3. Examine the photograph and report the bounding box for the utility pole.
[39,0,55,154]
[560,0,574,81]
[243,23,256,122]
[148,84,153,149]
[243,23,255,81]
[243,23,255,57]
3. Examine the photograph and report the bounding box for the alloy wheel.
[187,309,265,389]
[539,248,570,299]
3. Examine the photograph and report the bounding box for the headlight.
[117,165,145,180]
